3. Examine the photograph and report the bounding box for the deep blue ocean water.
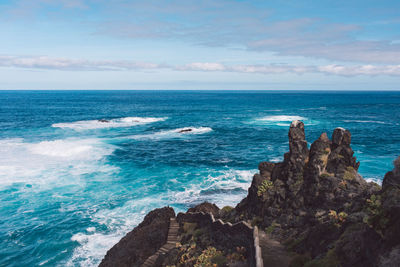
[0,90,399,266]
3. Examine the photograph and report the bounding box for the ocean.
[0,90,399,266]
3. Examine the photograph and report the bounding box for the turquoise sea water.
[0,90,399,266]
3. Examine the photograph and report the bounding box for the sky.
[0,0,400,90]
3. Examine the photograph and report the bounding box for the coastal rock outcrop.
[99,207,175,267]
[100,122,400,267]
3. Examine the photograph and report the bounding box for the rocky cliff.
[99,121,400,267]
[99,207,175,267]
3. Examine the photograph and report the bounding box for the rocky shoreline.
[99,121,400,267]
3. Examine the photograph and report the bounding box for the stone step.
[159,248,169,253]
[142,217,180,267]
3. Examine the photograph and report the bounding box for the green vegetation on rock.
[343,166,356,180]
[257,179,273,196]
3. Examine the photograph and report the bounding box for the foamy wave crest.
[365,177,383,185]
[173,169,255,208]
[254,115,316,126]
[0,138,117,189]
[259,115,306,122]
[52,117,167,130]
[130,127,213,140]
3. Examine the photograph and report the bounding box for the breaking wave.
[52,117,167,130]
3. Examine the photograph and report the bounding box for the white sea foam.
[67,197,165,267]
[130,127,213,140]
[253,115,317,127]
[52,117,167,130]
[258,115,306,122]
[0,138,117,189]
[269,156,283,163]
[173,169,255,208]
[365,177,383,185]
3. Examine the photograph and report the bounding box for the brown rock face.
[381,157,400,247]
[332,127,351,147]
[238,121,379,224]
[286,120,309,175]
[187,202,220,216]
[99,207,175,267]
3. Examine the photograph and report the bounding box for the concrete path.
[142,218,180,267]
[258,231,291,267]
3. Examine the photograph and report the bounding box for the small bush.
[257,179,273,196]
[343,166,356,180]
[221,206,233,212]
[364,194,388,233]
[265,222,279,234]
[328,210,347,227]
[195,246,223,267]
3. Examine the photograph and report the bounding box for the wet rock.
[99,207,175,267]
[179,128,193,133]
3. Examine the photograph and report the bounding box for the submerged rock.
[178,128,193,133]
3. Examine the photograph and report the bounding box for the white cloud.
[0,56,165,71]
[177,63,226,71]
[317,64,400,76]
[1,55,400,77]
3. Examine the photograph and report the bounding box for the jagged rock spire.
[332,127,351,147]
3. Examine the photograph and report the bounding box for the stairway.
[258,231,290,267]
[142,218,180,267]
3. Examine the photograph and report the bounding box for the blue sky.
[0,0,400,90]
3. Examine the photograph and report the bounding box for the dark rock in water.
[187,201,220,216]
[178,128,193,133]
[99,207,174,267]
[98,119,109,123]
